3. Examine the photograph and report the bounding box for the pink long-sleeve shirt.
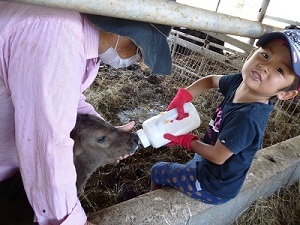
[0,2,100,224]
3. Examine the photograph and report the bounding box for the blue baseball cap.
[256,29,300,78]
[85,14,172,75]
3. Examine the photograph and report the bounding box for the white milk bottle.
[136,102,201,148]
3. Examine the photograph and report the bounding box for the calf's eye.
[97,136,106,143]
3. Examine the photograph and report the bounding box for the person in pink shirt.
[0,1,171,224]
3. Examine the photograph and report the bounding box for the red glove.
[164,133,199,150]
[167,88,193,120]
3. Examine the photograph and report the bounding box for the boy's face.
[242,40,297,98]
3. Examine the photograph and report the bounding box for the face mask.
[99,36,141,69]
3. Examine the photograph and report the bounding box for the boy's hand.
[167,88,193,120]
[164,133,198,150]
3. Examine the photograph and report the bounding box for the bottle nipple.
[136,129,150,148]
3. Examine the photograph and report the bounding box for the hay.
[234,182,300,225]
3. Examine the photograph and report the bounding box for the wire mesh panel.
[169,29,243,86]
[264,98,300,147]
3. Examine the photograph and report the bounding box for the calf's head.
[70,114,139,194]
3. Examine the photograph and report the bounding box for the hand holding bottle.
[137,103,201,148]
[167,88,193,120]
[164,133,198,150]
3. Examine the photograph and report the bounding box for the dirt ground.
[82,62,300,224]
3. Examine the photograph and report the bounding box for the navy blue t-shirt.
[197,73,274,199]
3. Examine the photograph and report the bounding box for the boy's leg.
[151,162,174,189]
[151,161,230,205]
[151,155,202,189]
[151,180,160,191]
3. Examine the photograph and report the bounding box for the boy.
[151,29,300,204]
